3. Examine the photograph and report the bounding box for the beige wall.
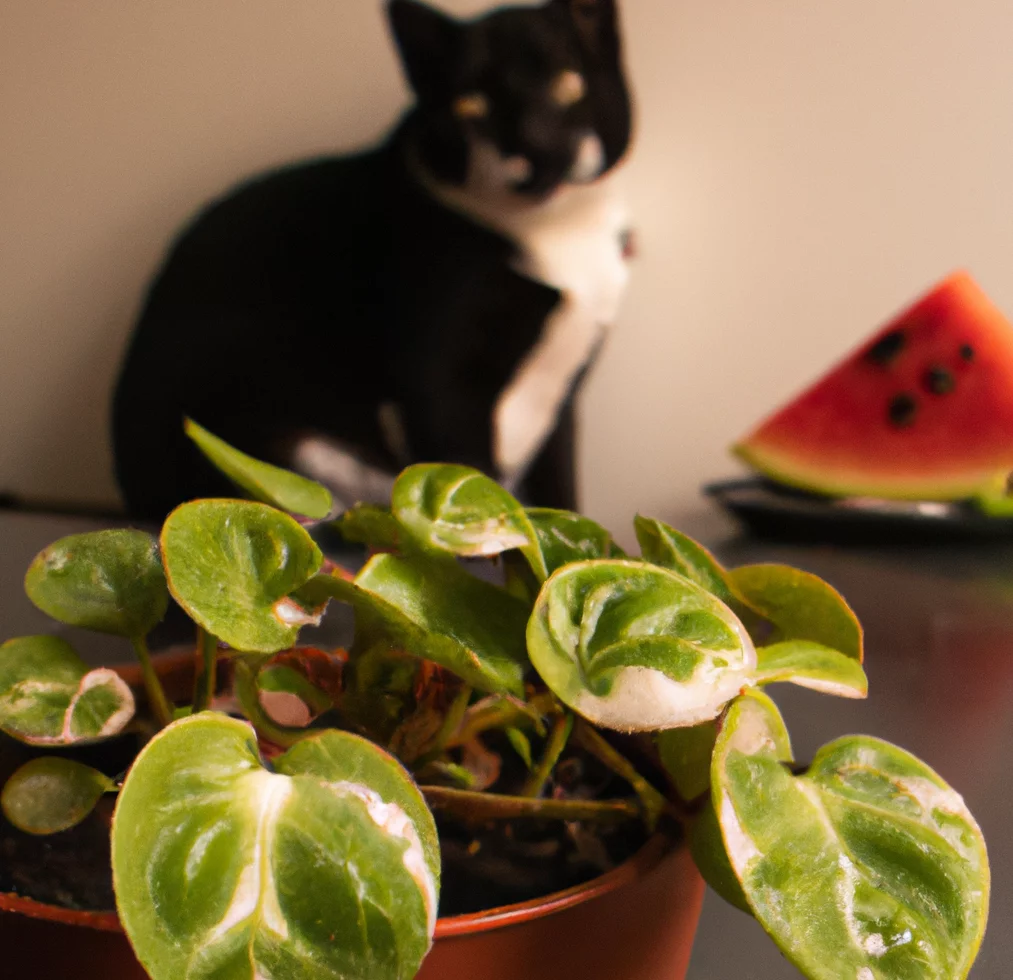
[3,0,1013,540]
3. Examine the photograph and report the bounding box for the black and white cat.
[112,0,633,520]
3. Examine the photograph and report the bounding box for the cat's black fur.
[112,0,631,519]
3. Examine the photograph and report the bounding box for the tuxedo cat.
[112,0,633,520]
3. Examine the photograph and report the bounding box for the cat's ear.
[388,0,461,100]
[552,0,621,61]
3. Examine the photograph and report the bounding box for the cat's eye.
[551,70,586,108]
[453,93,490,120]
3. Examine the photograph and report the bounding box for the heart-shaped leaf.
[186,419,334,520]
[311,554,531,696]
[752,641,868,698]
[392,464,546,578]
[712,690,989,980]
[527,508,625,577]
[113,714,439,980]
[634,517,736,605]
[729,564,863,661]
[161,500,324,654]
[0,636,135,746]
[657,721,718,802]
[25,530,168,638]
[2,757,114,835]
[527,560,756,731]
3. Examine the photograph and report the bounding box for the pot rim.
[0,648,681,938]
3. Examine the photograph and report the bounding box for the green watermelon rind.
[733,440,1011,503]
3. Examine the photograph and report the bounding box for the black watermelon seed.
[888,393,918,428]
[960,344,975,362]
[923,366,955,395]
[865,330,907,366]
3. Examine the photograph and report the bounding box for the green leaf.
[506,727,534,770]
[690,796,752,915]
[657,722,718,802]
[392,464,546,578]
[161,500,324,654]
[526,509,625,577]
[634,516,736,604]
[313,554,531,696]
[753,641,868,698]
[185,418,333,520]
[113,714,439,980]
[2,757,114,835]
[0,636,135,746]
[729,564,863,661]
[24,530,168,638]
[334,503,402,551]
[527,560,756,731]
[712,691,989,980]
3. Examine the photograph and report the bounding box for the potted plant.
[0,422,990,980]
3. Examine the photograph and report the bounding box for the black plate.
[704,478,1013,545]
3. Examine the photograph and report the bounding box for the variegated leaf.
[0,636,135,746]
[527,560,756,731]
[752,641,868,698]
[161,500,324,654]
[392,464,546,578]
[113,714,439,980]
[712,691,989,980]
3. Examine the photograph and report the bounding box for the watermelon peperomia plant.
[0,421,989,980]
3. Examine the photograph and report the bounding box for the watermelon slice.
[735,272,1013,500]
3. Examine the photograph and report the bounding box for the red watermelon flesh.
[735,272,1013,500]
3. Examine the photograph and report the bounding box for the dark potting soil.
[0,730,143,911]
[436,814,651,916]
[0,806,116,911]
[0,810,653,918]
[0,730,667,919]
[434,733,659,916]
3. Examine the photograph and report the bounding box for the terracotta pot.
[0,651,705,979]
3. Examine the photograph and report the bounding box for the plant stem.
[522,712,574,798]
[191,628,219,714]
[129,635,173,728]
[448,691,555,748]
[233,659,311,750]
[415,685,472,766]
[421,786,640,824]
[572,720,673,831]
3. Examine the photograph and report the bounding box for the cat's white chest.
[491,177,630,477]
[429,168,630,480]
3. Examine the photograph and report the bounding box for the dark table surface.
[2,510,1011,978]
